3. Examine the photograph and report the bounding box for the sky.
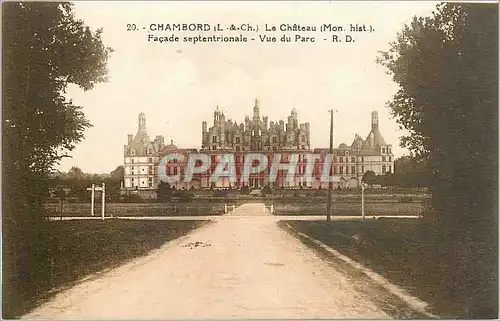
[58,1,439,174]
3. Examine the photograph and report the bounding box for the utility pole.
[361,183,366,220]
[327,109,334,221]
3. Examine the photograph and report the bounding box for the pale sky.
[58,1,439,174]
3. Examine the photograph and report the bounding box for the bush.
[239,186,250,195]
[213,190,227,197]
[174,191,194,201]
[123,194,143,203]
[399,196,413,203]
[262,185,272,195]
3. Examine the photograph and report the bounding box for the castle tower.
[371,110,379,130]
[138,112,146,132]
[253,98,260,119]
[214,106,220,123]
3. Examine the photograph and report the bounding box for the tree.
[375,156,429,187]
[3,2,112,221]
[377,3,497,317]
[67,166,84,179]
[362,170,376,185]
[3,2,111,317]
[110,165,124,181]
[156,181,173,201]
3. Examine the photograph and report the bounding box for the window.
[351,166,356,174]
[351,157,355,163]
[173,167,178,175]
[272,137,277,144]
[382,165,386,174]
[212,146,216,150]
[212,136,217,143]
[388,166,392,173]
[339,157,343,163]
[362,166,364,173]
[236,137,241,144]
[382,156,386,162]
[131,159,135,164]
[149,157,153,163]
[389,157,392,162]
[339,166,344,174]
[382,148,386,153]
[361,157,364,162]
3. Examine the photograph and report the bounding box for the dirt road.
[24,203,390,319]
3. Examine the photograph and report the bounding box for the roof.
[363,128,387,148]
[130,130,151,155]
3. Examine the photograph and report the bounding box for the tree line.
[377,3,497,317]
[3,2,112,316]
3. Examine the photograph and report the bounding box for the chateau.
[202,99,310,152]
[123,99,394,194]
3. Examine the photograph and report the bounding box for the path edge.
[281,222,440,320]
[21,219,214,319]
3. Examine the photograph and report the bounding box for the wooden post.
[101,183,106,220]
[91,184,95,216]
[59,198,63,221]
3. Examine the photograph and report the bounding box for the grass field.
[45,202,228,217]
[270,201,423,216]
[3,219,208,318]
[283,220,496,318]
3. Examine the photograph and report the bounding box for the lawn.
[45,202,228,217]
[282,219,496,319]
[271,201,423,216]
[3,219,208,319]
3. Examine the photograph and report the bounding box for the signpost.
[87,183,105,220]
[101,183,106,220]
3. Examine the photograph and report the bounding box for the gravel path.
[24,203,390,319]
